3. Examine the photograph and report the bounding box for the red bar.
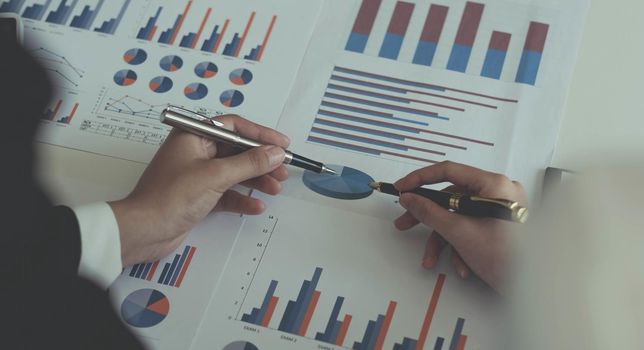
[351,0,383,35]
[169,0,193,45]
[298,290,321,336]
[489,31,511,52]
[147,26,158,41]
[212,19,230,53]
[524,21,549,52]
[261,296,279,327]
[146,261,160,281]
[234,11,256,57]
[456,335,468,350]
[454,2,484,46]
[191,7,211,49]
[336,314,353,346]
[374,301,397,350]
[309,135,440,163]
[256,15,277,62]
[175,246,196,287]
[66,103,79,124]
[420,4,448,43]
[50,99,62,121]
[387,2,414,36]
[415,274,446,350]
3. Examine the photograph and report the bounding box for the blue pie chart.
[160,55,183,72]
[113,69,137,86]
[302,165,374,200]
[219,89,244,107]
[123,48,147,65]
[194,61,218,78]
[223,341,260,350]
[121,289,169,328]
[229,68,253,85]
[184,83,208,100]
[149,76,173,93]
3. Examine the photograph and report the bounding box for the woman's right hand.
[394,161,527,292]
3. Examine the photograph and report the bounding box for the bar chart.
[126,245,197,288]
[344,0,551,85]
[135,1,278,63]
[41,98,79,125]
[1,0,132,34]
[241,268,471,350]
[305,66,520,165]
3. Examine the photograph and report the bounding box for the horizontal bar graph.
[125,245,196,288]
[343,0,552,85]
[241,269,471,349]
[306,66,510,165]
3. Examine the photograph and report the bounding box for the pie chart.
[219,89,244,107]
[194,61,218,78]
[302,164,374,200]
[160,55,183,72]
[123,48,147,65]
[149,76,173,93]
[113,69,137,86]
[223,341,260,350]
[184,83,208,100]
[121,289,169,328]
[229,68,253,85]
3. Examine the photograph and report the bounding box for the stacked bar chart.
[126,245,196,288]
[241,269,471,349]
[343,0,551,85]
[307,66,514,165]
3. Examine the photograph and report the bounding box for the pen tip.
[369,181,380,190]
[321,165,338,175]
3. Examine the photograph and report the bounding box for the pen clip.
[166,105,225,127]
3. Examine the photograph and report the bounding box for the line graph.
[101,95,167,120]
[30,47,85,88]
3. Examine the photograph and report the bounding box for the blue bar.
[244,46,260,60]
[481,48,507,79]
[333,67,446,92]
[201,24,220,51]
[241,308,259,323]
[324,92,448,120]
[140,262,152,279]
[158,14,181,44]
[157,263,170,283]
[412,41,438,66]
[346,32,368,53]
[169,246,191,286]
[320,101,429,126]
[95,0,129,34]
[379,33,404,60]
[179,33,195,48]
[255,280,278,325]
[278,300,298,331]
[515,50,542,85]
[134,264,146,278]
[136,6,162,39]
[315,118,405,140]
[291,267,323,333]
[308,137,382,156]
[317,110,423,133]
[434,337,445,350]
[316,296,345,342]
[70,6,92,29]
[222,33,240,56]
[0,0,25,13]
[327,83,411,104]
[365,315,385,350]
[330,75,407,94]
[329,320,342,343]
[129,264,140,277]
[162,254,181,285]
[447,44,473,72]
[22,0,52,20]
[353,320,377,350]
[311,128,408,151]
[279,279,311,332]
[396,338,418,350]
[448,318,465,350]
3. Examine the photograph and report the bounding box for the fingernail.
[399,193,410,209]
[422,258,433,269]
[265,146,285,167]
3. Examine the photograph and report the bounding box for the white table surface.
[36,0,644,206]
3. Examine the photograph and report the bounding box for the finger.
[399,192,462,235]
[394,161,504,194]
[215,114,290,148]
[269,165,289,182]
[241,174,282,195]
[394,211,419,231]
[422,231,446,269]
[213,190,266,215]
[207,146,285,192]
[451,249,471,279]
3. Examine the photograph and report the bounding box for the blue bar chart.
[45,0,79,25]
[156,245,196,288]
[22,0,51,20]
[94,0,130,34]
[0,0,26,13]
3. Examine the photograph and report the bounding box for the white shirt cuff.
[72,202,122,288]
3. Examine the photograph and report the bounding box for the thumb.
[399,193,461,240]
[210,146,285,190]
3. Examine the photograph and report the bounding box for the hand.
[109,115,290,267]
[394,161,527,292]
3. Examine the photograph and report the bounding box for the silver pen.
[161,106,337,175]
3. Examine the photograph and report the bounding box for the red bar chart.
[126,245,197,288]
